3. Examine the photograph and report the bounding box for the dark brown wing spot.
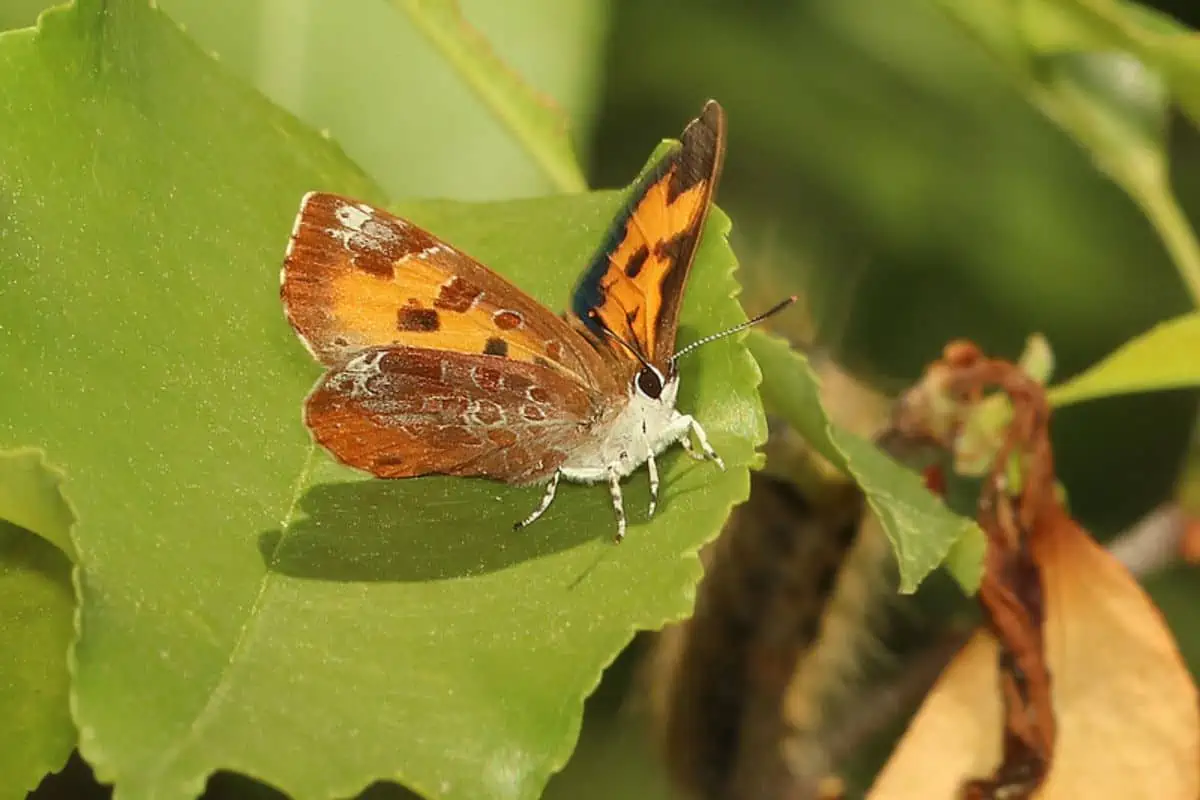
[623,245,650,278]
[397,308,440,332]
[483,337,509,357]
[654,231,691,265]
[346,250,395,279]
[529,386,551,404]
[494,310,524,330]
[544,341,564,362]
[521,405,546,422]
[379,350,443,381]
[434,276,483,312]
[472,365,503,392]
[471,400,504,425]
[488,429,518,447]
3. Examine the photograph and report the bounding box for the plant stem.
[1132,176,1200,308]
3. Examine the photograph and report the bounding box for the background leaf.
[0,520,76,800]
[162,0,607,202]
[746,332,984,593]
[390,0,588,193]
[0,3,761,800]
[1049,311,1200,406]
[935,0,1200,307]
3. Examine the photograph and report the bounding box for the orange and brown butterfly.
[280,100,791,541]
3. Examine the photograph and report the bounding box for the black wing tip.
[679,99,726,167]
[699,99,725,122]
[693,99,726,138]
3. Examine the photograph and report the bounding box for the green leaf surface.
[0,449,75,560]
[1048,311,1200,406]
[747,332,984,593]
[0,2,762,799]
[391,0,588,194]
[0,520,76,800]
[935,0,1200,307]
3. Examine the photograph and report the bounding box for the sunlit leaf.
[391,0,588,194]
[1048,312,1200,406]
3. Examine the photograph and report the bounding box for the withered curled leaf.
[871,342,1199,800]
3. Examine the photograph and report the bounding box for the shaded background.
[5,0,1197,797]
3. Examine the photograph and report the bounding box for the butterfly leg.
[687,417,726,471]
[679,433,708,462]
[513,470,562,531]
[646,447,660,519]
[608,469,627,543]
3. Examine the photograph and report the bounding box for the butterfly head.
[635,362,670,400]
[590,295,798,404]
[588,308,678,402]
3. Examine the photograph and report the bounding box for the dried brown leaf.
[872,342,1199,799]
[871,512,1198,798]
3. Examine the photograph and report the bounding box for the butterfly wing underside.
[572,100,727,370]
[304,346,595,484]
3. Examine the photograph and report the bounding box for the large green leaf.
[0,3,762,800]
[747,332,984,593]
[0,520,76,800]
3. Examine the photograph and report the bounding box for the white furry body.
[560,377,690,482]
[516,373,723,541]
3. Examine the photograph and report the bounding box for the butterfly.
[281,100,790,541]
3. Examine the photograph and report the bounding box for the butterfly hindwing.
[281,192,606,386]
[304,345,595,484]
[572,101,726,369]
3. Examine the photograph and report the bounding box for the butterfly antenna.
[670,295,798,364]
[588,310,656,372]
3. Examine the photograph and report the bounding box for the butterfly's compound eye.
[636,365,665,399]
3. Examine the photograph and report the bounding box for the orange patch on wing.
[322,256,579,373]
[592,167,710,361]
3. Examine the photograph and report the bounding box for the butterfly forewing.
[304,345,596,483]
[281,192,608,387]
[572,101,726,369]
